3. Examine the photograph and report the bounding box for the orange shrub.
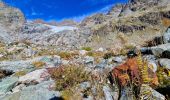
[162,17,170,27]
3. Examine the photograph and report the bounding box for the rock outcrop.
[0,2,25,43]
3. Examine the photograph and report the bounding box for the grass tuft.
[32,61,46,69]
[81,47,92,51]
[49,64,90,91]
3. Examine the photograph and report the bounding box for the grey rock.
[120,87,133,100]
[151,43,170,57]
[112,57,123,63]
[120,4,133,17]
[95,59,107,69]
[40,56,61,68]
[0,56,49,72]
[19,69,50,84]
[103,85,113,100]
[80,82,91,90]
[159,59,170,70]
[53,56,62,66]
[1,80,60,100]
[0,77,18,95]
[163,28,170,43]
[84,56,94,65]
[91,86,97,96]
[40,56,53,63]
[140,84,165,100]
[161,49,170,59]
[83,96,93,100]
[12,84,26,93]
[112,84,119,100]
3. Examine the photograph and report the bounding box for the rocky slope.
[0,0,170,100]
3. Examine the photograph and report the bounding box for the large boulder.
[0,56,50,72]
[0,80,61,100]
[161,49,170,59]
[0,77,18,95]
[103,85,114,100]
[151,43,170,57]
[19,69,50,84]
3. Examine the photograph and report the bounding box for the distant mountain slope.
[1,0,170,50]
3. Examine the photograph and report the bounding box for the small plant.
[86,51,104,58]
[81,47,92,51]
[157,67,170,87]
[49,65,90,91]
[103,52,114,59]
[14,71,27,77]
[37,49,58,56]
[86,52,94,57]
[32,61,46,69]
[58,52,73,59]
[124,44,135,50]
[117,32,128,44]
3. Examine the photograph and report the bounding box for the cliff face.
[0,2,25,43]
[0,2,25,30]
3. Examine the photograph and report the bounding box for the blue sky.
[3,0,127,21]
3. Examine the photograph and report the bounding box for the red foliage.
[111,58,158,87]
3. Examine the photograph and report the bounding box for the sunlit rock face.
[0,2,25,30]
[0,1,25,43]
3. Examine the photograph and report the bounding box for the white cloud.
[68,4,113,22]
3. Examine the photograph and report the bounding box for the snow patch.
[45,25,77,33]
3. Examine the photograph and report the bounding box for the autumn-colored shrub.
[111,55,159,99]
[37,49,58,56]
[162,17,170,27]
[32,61,46,69]
[49,65,90,91]
[58,51,79,60]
